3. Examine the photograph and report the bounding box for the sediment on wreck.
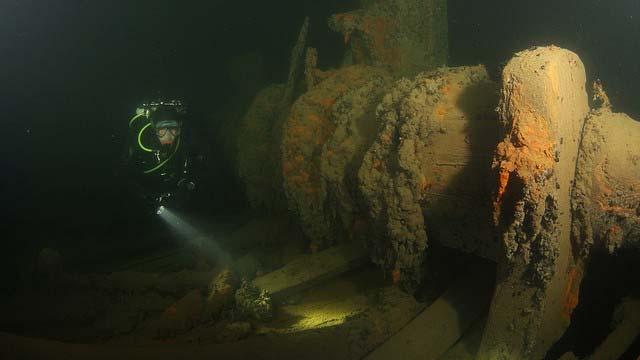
[329,0,448,77]
[358,65,499,289]
[478,46,591,360]
[234,21,639,360]
[559,100,640,358]
[279,63,499,278]
[238,0,451,242]
[572,106,640,257]
[281,65,392,252]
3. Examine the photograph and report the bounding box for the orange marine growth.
[361,15,399,68]
[491,89,556,226]
[562,266,582,320]
[391,267,401,285]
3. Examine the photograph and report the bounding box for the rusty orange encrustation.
[492,83,556,226]
[562,266,582,320]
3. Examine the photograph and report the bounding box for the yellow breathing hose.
[129,112,181,174]
[143,137,181,174]
[137,123,154,153]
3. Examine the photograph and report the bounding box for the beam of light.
[156,206,231,266]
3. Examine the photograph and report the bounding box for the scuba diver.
[125,99,199,213]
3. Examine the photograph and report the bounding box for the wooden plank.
[365,263,494,360]
[252,242,367,301]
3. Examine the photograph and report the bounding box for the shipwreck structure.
[235,2,639,356]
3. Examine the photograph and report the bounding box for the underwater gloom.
[2,0,639,359]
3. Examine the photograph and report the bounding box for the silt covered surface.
[330,0,448,77]
[572,108,640,256]
[479,46,590,359]
[358,65,499,289]
[281,65,391,251]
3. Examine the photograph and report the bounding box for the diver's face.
[156,127,181,145]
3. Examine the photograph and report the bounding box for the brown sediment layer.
[359,65,498,288]
[282,65,391,251]
[479,46,590,360]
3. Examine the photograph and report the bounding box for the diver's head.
[149,104,184,146]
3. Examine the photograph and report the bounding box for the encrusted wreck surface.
[572,108,640,256]
[359,65,499,288]
[479,46,590,360]
[329,0,448,77]
[236,36,639,357]
[281,65,391,251]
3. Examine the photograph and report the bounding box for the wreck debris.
[365,262,494,360]
[237,38,638,356]
[304,47,334,90]
[359,65,499,288]
[479,46,591,360]
[591,79,611,111]
[284,65,498,267]
[572,106,640,257]
[281,16,310,111]
[234,280,273,321]
[304,47,320,89]
[252,242,367,302]
[329,0,448,77]
[317,69,393,244]
[204,269,237,321]
[0,268,425,360]
[189,5,640,351]
[281,65,391,251]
